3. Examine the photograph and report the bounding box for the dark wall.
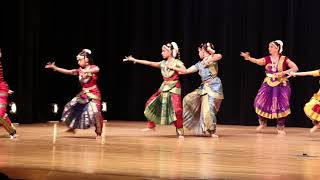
[0,0,319,127]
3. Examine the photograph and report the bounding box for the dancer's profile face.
[77,57,88,67]
[161,48,171,59]
[268,43,279,55]
[198,48,204,59]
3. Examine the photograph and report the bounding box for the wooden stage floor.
[1,121,320,180]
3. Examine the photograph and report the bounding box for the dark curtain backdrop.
[0,0,319,127]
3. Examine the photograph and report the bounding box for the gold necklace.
[270,56,279,72]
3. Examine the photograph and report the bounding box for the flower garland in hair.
[271,40,283,54]
[171,42,179,58]
[77,49,92,60]
[82,49,92,54]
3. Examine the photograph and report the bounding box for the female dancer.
[124,42,186,138]
[0,48,17,139]
[240,40,298,135]
[167,42,223,137]
[45,49,104,138]
[289,69,320,133]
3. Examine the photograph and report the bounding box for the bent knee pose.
[45,49,104,138]
[168,42,223,137]
[124,42,186,138]
[240,40,298,135]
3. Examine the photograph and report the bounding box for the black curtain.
[0,0,319,127]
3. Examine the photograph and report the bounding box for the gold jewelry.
[270,56,279,72]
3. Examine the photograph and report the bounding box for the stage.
[1,121,320,179]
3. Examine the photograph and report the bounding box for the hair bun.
[82,49,92,54]
[171,42,179,51]
[273,40,283,54]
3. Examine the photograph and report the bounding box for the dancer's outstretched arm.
[240,52,265,66]
[81,66,100,74]
[45,62,76,75]
[288,69,319,77]
[276,58,298,77]
[124,55,161,68]
[167,64,197,75]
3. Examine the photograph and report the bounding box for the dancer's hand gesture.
[123,55,136,63]
[8,90,14,95]
[240,52,251,60]
[286,71,296,78]
[45,62,56,70]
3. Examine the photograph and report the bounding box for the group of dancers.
[125,39,319,138]
[0,40,319,139]
[124,42,223,138]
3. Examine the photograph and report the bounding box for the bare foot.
[96,135,102,140]
[9,134,16,139]
[277,130,286,136]
[65,128,76,134]
[178,135,184,139]
[310,125,320,133]
[256,124,266,132]
[211,134,219,138]
[141,127,156,132]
